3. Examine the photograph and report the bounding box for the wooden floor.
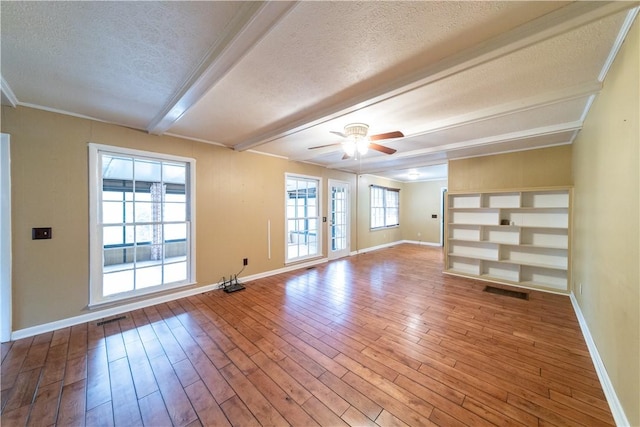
[1,244,614,426]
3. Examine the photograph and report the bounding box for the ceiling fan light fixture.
[344,123,369,139]
[343,139,356,157]
[356,138,369,155]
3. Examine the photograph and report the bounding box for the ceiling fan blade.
[368,131,404,141]
[369,143,397,155]
[330,131,347,138]
[308,142,341,150]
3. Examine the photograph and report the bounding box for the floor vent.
[96,315,126,326]
[484,286,529,300]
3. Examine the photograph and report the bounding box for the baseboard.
[401,239,442,247]
[10,256,328,341]
[569,292,629,427]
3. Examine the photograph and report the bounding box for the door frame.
[1,133,11,342]
[440,187,448,247]
[327,179,350,260]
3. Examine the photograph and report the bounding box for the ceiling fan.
[308,123,404,159]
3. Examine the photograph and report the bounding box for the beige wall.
[571,18,639,427]
[402,179,447,244]
[1,106,359,330]
[448,145,573,192]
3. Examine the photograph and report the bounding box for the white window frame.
[285,173,322,263]
[89,143,196,307]
[370,185,400,229]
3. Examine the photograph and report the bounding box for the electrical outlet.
[243,258,248,266]
[417,232,421,237]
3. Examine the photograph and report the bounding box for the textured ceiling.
[1,1,638,181]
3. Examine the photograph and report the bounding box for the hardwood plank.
[38,342,69,387]
[26,380,62,427]
[169,325,235,404]
[3,367,41,413]
[220,362,288,426]
[1,342,13,364]
[219,394,260,427]
[184,380,232,427]
[56,378,86,426]
[317,371,382,421]
[147,353,198,426]
[0,337,33,392]
[341,406,378,427]
[302,396,349,426]
[19,341,49,372]
[67,324,88,361]
[103,321,126,363]
[109,357,142,426]
[1,404,31,426]
[123,338,159,399]
[246,368,320,426]
[85,401,114,427]
[86,344,111,411]
[374,408,414,427]
[63,354,87,386]
[138,390,173,427]
[251,351,312,405]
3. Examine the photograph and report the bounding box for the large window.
[370,185,399,229]
[286,174,320,262]
[89,144,195,305]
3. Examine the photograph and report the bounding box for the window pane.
[103,247,133,267]
[164,241,187,260]
[136,266,162,289]
[165,193,185,203]
[163,163,185,184]
[134,190,152,202]
[103,156,133,180]
[134,159,161,182]
[103,191,124,201]
[136,224,154,244]
[164,262,187,283]
[103,270,134,296]
[103,225,124,246]
[164,203,186,222]
[134,201,153,223]
[164,223,186,241]
[103,201,123,224]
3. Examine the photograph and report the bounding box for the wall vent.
[96,315,126,326]
[484,286,529,300]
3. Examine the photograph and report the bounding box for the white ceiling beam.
[326,122,583,170]
[406,82,601,138]
[234,1,635,151]
[291,82,599,163]
[1,76,18,108]
[146,1,297,135]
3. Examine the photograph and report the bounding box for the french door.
[328,180,350,260]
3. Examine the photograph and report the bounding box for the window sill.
[88,281,197,310]
[370,225,400,231]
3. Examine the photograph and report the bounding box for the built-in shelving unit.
[444,188,571,293]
